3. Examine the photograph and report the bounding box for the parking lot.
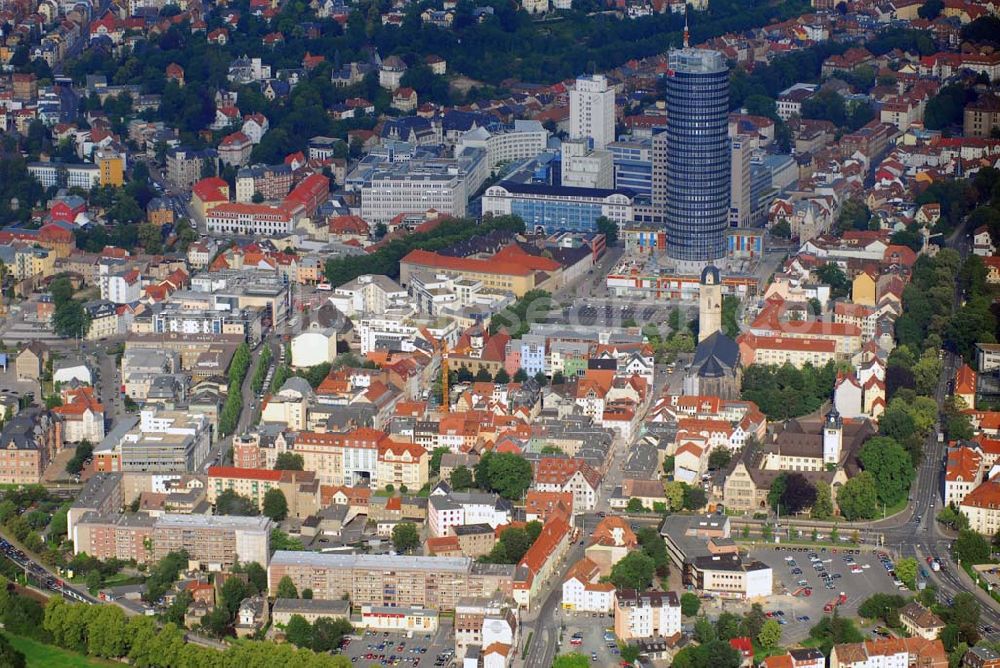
[733,546,914,642]
[556,607,620,665]
[340,623,455,668]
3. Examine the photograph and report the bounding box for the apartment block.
[74,512,271,568]
[0,409,61,485]
[27,160,99,188]
[613,589,681,640]
[267,551,514,610]
[207,466,320,518]
[152,514,271,567]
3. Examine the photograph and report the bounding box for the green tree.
[680,592,701,617]
[241,562,268,594]
[626,498,646,512]
[137,223,163,254]
[215,489,258,516]
[695,616,717,643]
[0,633,25,668]
[894,557,918,590]
[708,448,732,470]
[596,216,618,246]
[619,643,640,664]
[837,471,879,521]
[811,483,834,520]
[429,446,450,476]
[609,551,655,590]
[816,263,851,298]
[808,612,865,655]
[474,452,533,500]
[276,575,299,600]
[285,614,313,648]
[716,612,743,641]
[919,0,943,18]
[664,481,685,510]
[262,488,289,521]
[954,529,991,564]
[858,593,906,625]
[951,592,981,630]
[859,437,915,506]
[450,466,474,490]
[274,452,304,470]
[758,618,782,649]
[683,484,707,510]
[311,617,353,652]
[392,522,420,554]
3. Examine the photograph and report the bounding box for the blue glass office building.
[665,48,730,268]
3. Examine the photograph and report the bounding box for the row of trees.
[251,345,273,395]
[282,614,353,654]
[0,486,66,567]
[219,343,252,436]
[40,595,352,667]
[215,487,289,522]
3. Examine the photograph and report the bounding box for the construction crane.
[440,343,449,414]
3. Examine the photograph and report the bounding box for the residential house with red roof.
[956,363,977,409]
[218,131,253,167]
[513,512,572,609]
[583,516,636,575]
[531,457,601,511]
[52,386,105,443]
[960,477,1000,536]
[561,557,615,613]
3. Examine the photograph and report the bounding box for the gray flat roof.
[156,514,272,531]
[269,550,472,572]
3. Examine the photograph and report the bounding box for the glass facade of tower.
[665,48,730,265]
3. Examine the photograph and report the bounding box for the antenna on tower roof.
[683,7,690,48]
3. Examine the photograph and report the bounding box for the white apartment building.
[104,269,142,304]
[561,139,613,190]
[569,74,615,150]
[355,313,459,356]
[613,590,681,640]
[205,202,296,236]
[28,162,100,189]
[329,274,408,317]
[562,558,615,613]
[427,490,512,537]
[455,120,549,171]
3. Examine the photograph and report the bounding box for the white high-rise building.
[569,74,615,150]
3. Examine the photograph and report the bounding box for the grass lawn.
[3,633,117,668]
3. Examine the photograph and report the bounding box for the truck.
[824,592,848,613]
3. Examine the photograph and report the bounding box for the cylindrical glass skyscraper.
[665,48,730,271]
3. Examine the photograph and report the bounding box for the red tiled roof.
[402,249,535,277]
[946,447,981,483]
[192,177,230,203]
[208,465,283,482]
[519,514,570,576]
